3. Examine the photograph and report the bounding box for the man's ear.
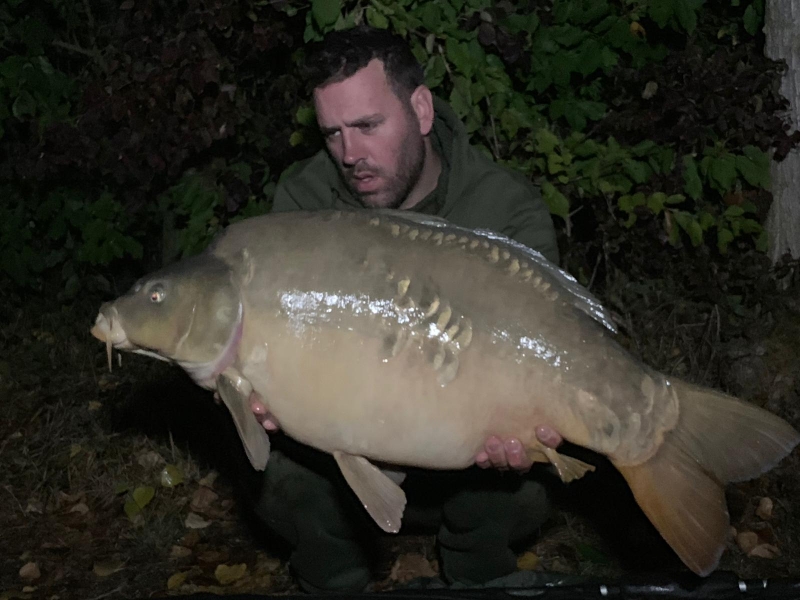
[409,86,434,136]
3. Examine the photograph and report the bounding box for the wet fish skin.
[91,208,800,578]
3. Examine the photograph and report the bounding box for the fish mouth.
[91,305,170,370]
[91,306,134,370]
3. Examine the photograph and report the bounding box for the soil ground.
[2,272,800,599]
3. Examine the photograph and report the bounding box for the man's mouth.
[351,172,381,193]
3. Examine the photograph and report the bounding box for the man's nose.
[341,130,367,167]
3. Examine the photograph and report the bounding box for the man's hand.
[475,426,563,473]
[251,394,280,432]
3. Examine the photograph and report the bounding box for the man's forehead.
[313,59,401,124]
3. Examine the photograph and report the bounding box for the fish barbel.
[90,209,799,577]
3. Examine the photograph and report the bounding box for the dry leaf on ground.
[737,531,759,554]
[171,545,192,559]
[19,562,40,581]
[93,559,125,577]
[185,512,211,529]
[756,497,774,520]
[215,563,247,585]
[749,544,781,559]
[190,487,219,513]
[517,551,540,571]
[389,553,438,583]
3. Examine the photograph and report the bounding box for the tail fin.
[615,380,800,577]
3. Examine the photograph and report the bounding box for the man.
[248,24,563,593]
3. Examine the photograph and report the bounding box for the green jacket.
[272,97,559,264]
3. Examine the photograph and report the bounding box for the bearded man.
[248,24,563,593]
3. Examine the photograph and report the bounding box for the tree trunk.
[764,1,800,262]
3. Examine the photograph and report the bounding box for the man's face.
[313,59,427,209]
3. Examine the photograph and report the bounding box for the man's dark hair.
[305,24,425,102]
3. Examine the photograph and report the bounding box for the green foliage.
[279,0,780,257]
[0,0,792,295]
[0,186,143,294]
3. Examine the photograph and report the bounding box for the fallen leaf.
[133,486,155,508]
[749,544,781,559]
[185,512,211,529]
[25,500,43,514]
[179,531,201,548]
[160,464,185,488]
[389,553,438,583]
[198,549,229,565]
[137,451,164,469]
[215,563,247,585]
[167,571,189,590]
[641,81,658,100]
[21,587,36,593]
[517,551,540,571]
[93,559,125,577]
[190,487,219,513]
[255,554,282,573]
[171,545,192,559]
[58,491,84,504]
[737,531,759,554]
[69,444,82,458]
[9,431,23,440]
[756,497,773,520]
[70,502,89,515]
[19,562,40,581]
[88,401,103,411]
[199,471,219,488]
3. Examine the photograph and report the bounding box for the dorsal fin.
[371,209,618,335]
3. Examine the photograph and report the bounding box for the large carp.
[91,209,799,577]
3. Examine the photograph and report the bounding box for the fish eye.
[149,284,165,303]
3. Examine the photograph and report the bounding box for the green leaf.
[648,0,674,28]
[623,159,651,184]
[618,192,645,212]
[446,38,473,77]
[133,486,155,508]
[674,211,704,246]
[535,129,560,155]
[724,205,745,218]
[736,146,770,188]
[11,90,36,118]
[682,156,702,200]
[717,227,734,253]
[743,4,759,35]
[647,192,666,214]
[160,464,185,488]
[366,6,389,29]
[709,155,737,193]
[674,0,698,33]
[419,2,442,31]
[312,0,341,29]
[289,131,304,147]
[541,181,570,220]
[295,105,316,127]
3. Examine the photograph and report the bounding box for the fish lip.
[91,307,133,349]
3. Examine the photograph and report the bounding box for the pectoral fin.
[526,441,595,483]
[333,451,407,533]
[216,373,270,471]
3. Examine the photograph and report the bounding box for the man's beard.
[343,128,426,209]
